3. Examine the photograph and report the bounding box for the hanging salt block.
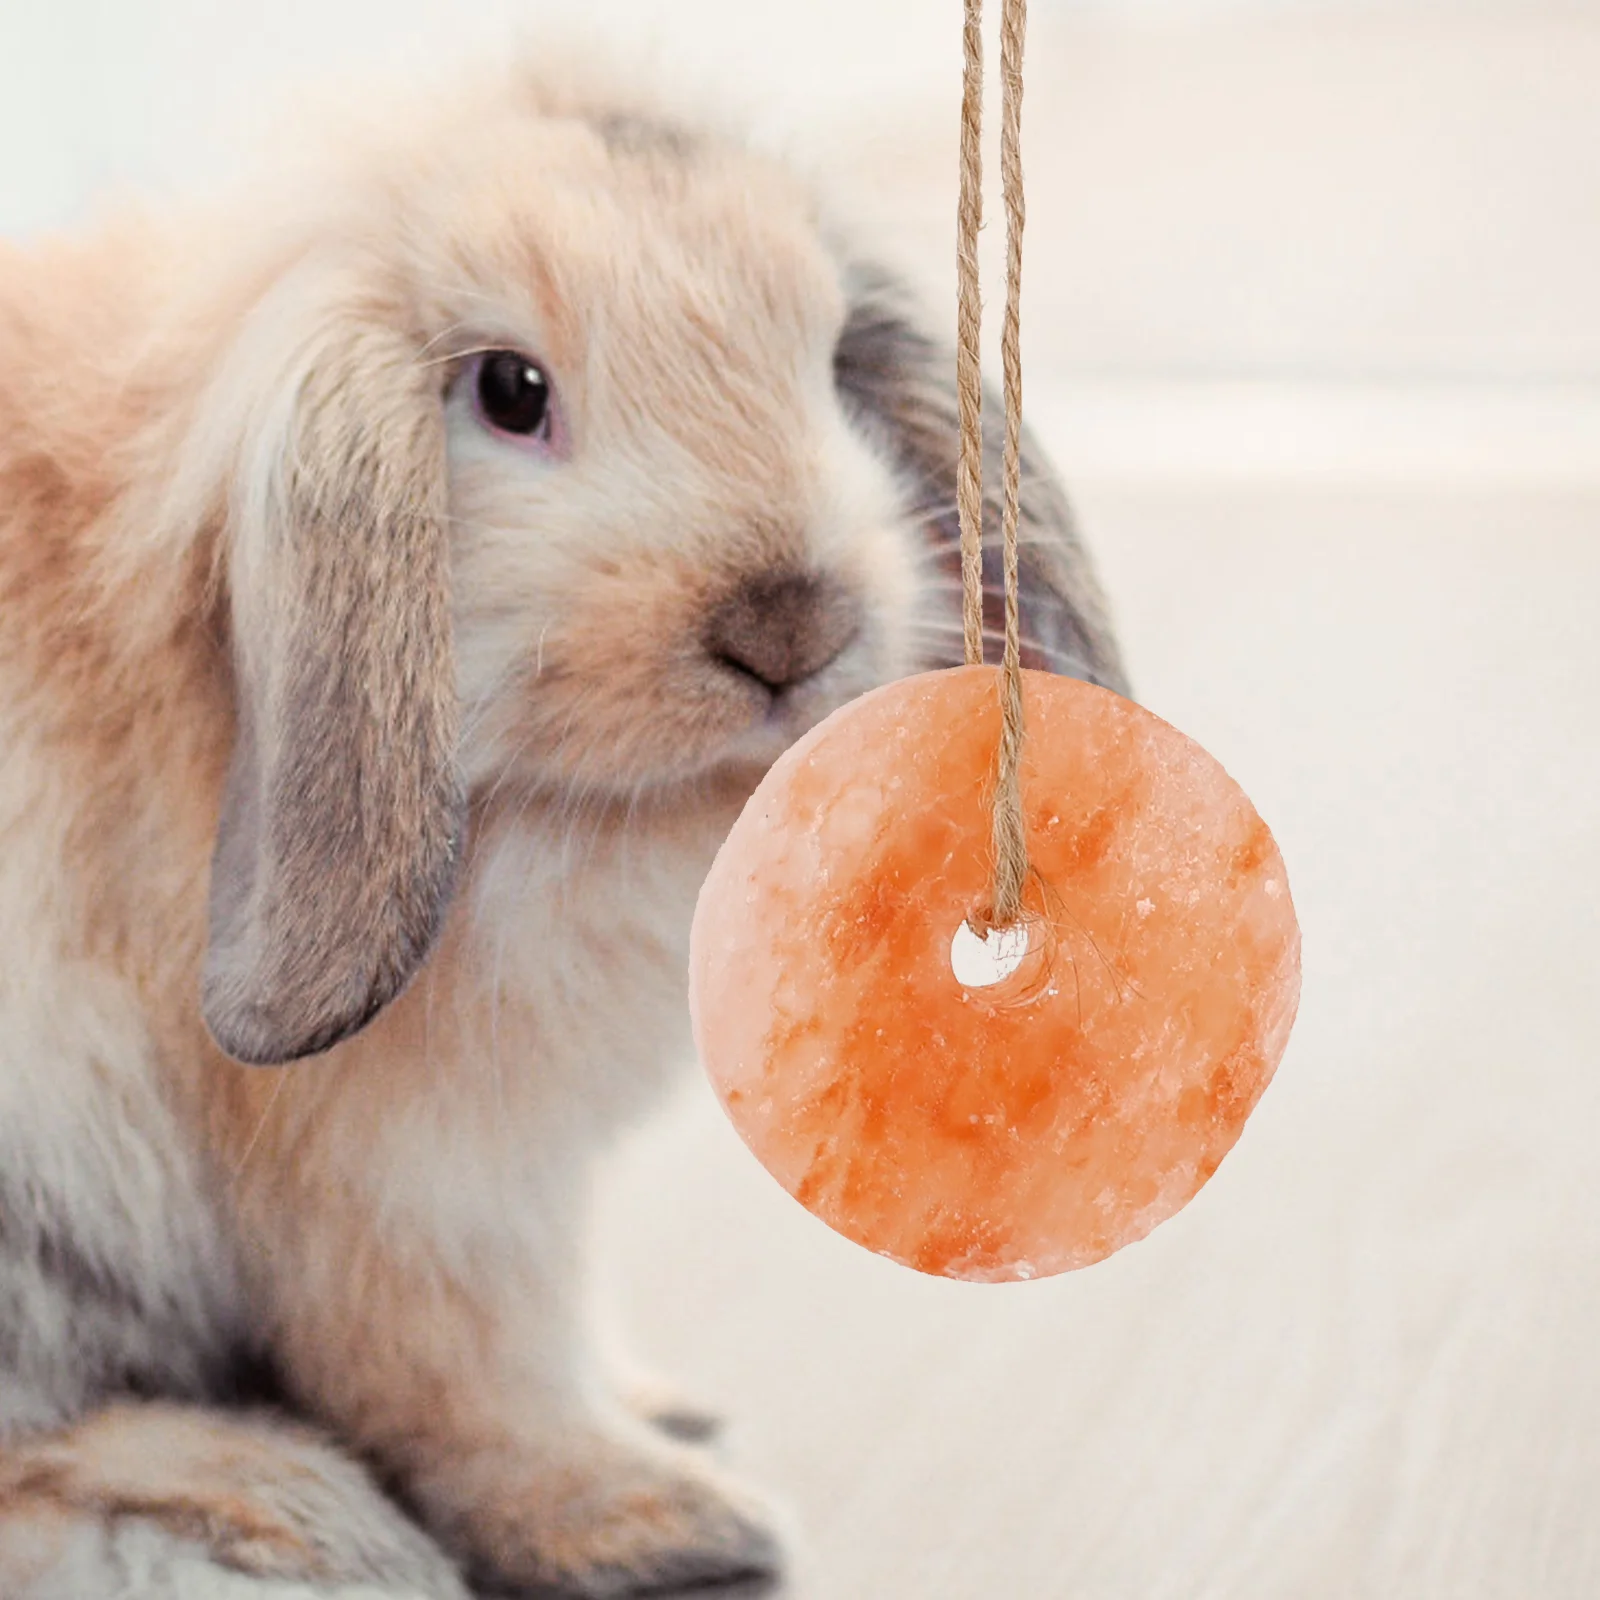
[689,665,1301,1282]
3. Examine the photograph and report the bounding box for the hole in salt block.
[950,920,1031,988]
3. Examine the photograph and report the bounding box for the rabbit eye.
[474,351,553,439]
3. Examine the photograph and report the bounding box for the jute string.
[957,0,1030,934]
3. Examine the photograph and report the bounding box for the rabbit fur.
[0,50,1126,1600]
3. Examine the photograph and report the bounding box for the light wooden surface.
[596,476,1600,1600]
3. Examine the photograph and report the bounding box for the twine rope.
[957,0,986,668]
[957,0,1031,933]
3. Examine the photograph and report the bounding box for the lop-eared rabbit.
[0,53,1125,1600]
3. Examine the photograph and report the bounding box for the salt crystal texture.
[689,666,1301,1282]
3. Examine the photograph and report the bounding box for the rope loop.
[956,0,1031,933]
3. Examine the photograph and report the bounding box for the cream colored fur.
[0,50,1124,1600]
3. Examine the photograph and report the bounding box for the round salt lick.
[689,665,1301,1282]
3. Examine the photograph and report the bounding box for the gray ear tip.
[199,962,403,1067]
[200,799,464,1068]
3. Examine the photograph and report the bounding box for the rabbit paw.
[0,1402,468,1599]
[439,1428,782,1598]
[621,1373,724,1446]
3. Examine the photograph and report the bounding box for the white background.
[4,0,1598,474]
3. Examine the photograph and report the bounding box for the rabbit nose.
[705,571,862,693]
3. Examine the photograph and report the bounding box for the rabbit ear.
[199,272,464,1066]
[833,264,1130,697]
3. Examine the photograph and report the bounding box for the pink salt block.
[689,665,1301,1282]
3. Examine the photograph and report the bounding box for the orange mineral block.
[689,666,1301,1282]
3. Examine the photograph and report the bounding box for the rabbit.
[0,46,1126,1600]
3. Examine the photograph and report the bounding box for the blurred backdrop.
[3,0,1598,481]
[3,3,1598,1597]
